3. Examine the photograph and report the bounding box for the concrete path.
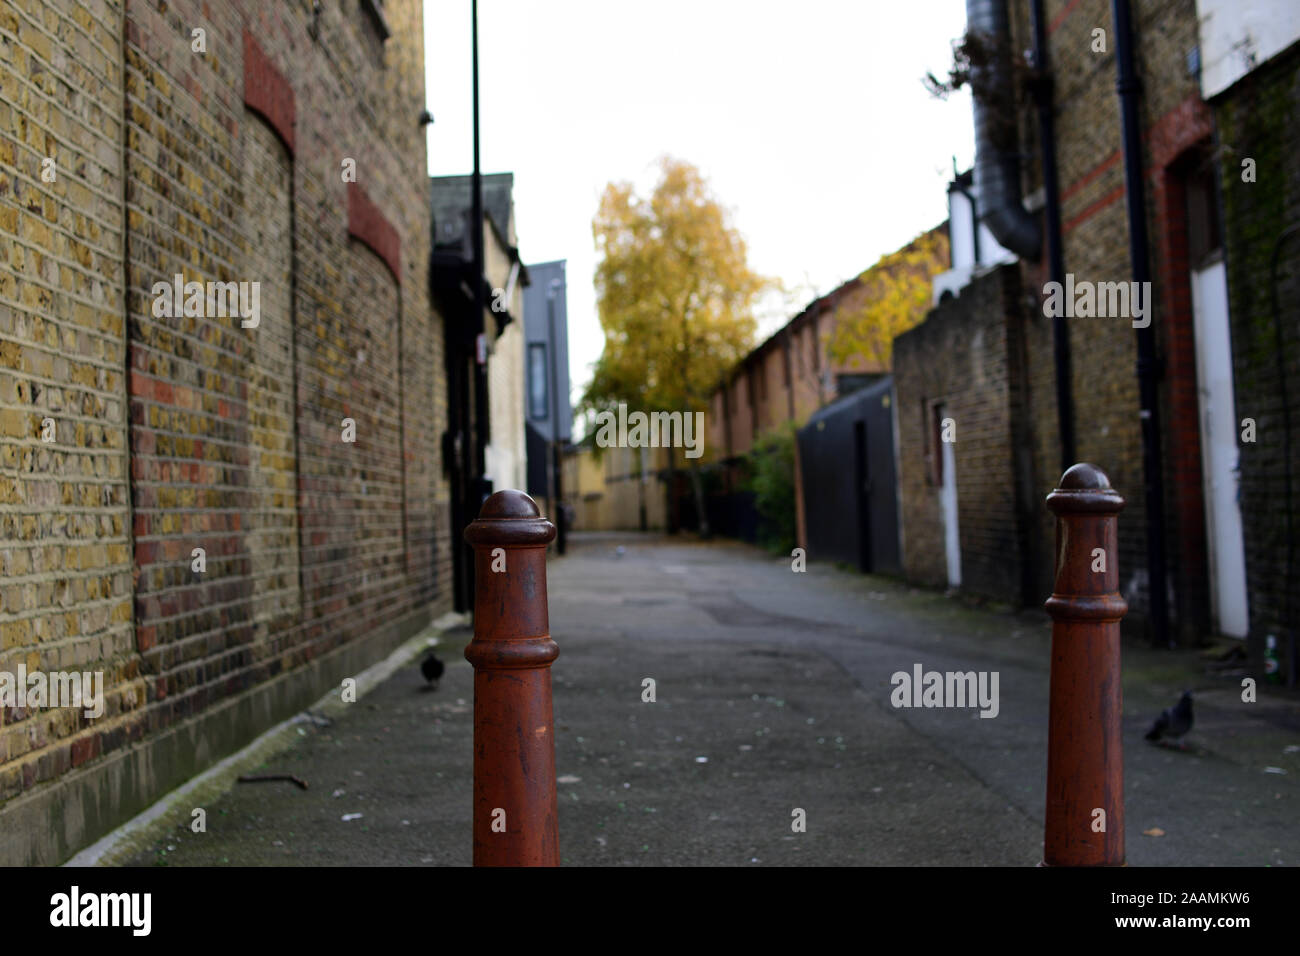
[107,532,1298,866]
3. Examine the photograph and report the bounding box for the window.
[1184,152,1222,268]
[529,343,548,420]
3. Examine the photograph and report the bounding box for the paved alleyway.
[106,533,1298,867]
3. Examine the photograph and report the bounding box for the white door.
[1190,257,1249,637]
[940,412,961,588]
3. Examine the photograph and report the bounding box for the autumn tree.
[584,156,772,536]
[827,229,949,368]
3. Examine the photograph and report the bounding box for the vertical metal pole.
[464,490,560,866]
[1030,0,1075,472]
[1112,0,1170,648]
[471,0,489,503]
[1043,463,1127,866]
[547,281,566,554]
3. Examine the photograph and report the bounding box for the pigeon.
[420,653,445,689]
[1145,690,1193,745]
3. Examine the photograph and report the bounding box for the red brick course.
[347,182,402,285]
[242,30,295,155]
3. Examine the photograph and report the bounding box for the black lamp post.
[547,277,566,555]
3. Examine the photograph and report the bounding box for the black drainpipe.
[966,0,1041,260]
[1112,0,1171,647]
[967,0,1075,474]
[471,0,490,506]
[1030,0,1075,471]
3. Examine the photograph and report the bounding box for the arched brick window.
[240,111,301,643]
[241,31,301,646]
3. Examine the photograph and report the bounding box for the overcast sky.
[423,0,974,404]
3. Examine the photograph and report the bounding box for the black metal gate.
[797,377,900,575]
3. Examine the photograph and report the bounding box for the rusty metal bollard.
[463,490,560,866]
[1042,463,1127,866]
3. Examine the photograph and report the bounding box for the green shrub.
[747,422,797,555]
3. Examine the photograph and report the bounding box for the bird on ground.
[1145,690,1194,746]
[420,652,445,689]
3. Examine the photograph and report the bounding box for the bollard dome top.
[1047,462,1126,515]
[1059,462,1111,490]
[480,489,541,519]
[465,490,556,547]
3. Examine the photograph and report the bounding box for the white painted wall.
[487,321,526,493]
[1197,0,1300,98]
[1191,259,1250,637]
[484,212,527,495]
[939,410,961,589]
[931,180,1017,305]
[950,190,976,270]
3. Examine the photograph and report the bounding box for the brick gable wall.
[0,0,450,862]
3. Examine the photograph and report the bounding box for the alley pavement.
[108,532,1298,866]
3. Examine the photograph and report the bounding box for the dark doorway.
[854,420,871,572]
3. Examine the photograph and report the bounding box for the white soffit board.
[1198,0,1300,99]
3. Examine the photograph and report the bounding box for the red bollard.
[1043,463,1127,866]
[463,490,560,866]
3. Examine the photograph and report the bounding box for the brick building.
[562,442,671,533]
[701,278,876,539]
[1199,1,1300,679]
[699,226,948,541]
[1020,0,1216,640]
[566,269,903,538]
[707,235,945,468]
[894,0,1299,667]
[895,262,1042,603]
[0,0,449,863]
[430,172,529,608]
[522,259,572,532]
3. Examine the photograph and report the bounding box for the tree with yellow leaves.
[584,156,772,536]
[827,229,949,368]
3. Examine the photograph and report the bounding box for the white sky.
[423,0,975,403]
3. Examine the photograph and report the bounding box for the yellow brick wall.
[0,0,136,795]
